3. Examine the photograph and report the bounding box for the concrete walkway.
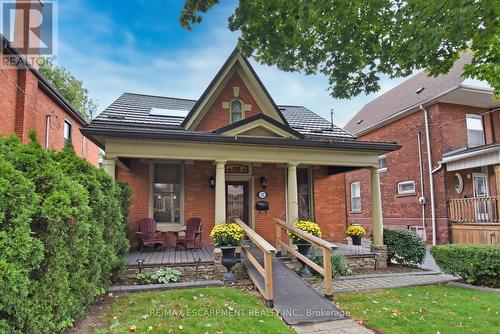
[293,320,374,334]
[333,271,456,292]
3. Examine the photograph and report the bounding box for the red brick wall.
[345,103,497,244]
[312,168,347,242]
[0,65,18,135]
[184,161,216,245]
[1,53,99,165]
[194,72,262,132]
[116,159,150,245]
[252,164,287,245]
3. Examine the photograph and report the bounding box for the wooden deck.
[127,246,214,267]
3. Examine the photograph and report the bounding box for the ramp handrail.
[274,218,337,299]
[233,218,275,307]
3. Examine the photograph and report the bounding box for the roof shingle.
[343,53,472,135]
[93,92,355,140]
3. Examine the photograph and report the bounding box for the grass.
[95,287,293,334]
[336,285,500,334]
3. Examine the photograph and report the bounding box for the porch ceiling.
[104,138,384,167]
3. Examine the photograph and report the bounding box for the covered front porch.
[443,143,500,244]
[103,137,392,251]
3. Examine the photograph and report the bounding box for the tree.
[180,0,499,99]
[39,61,97,120]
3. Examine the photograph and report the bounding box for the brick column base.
[371,245,388,270]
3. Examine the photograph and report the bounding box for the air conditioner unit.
[409,225,426,240]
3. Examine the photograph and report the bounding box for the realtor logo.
[1,0,58,66]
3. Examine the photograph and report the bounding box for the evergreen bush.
[0,134,130,333]
[383,227,426,266]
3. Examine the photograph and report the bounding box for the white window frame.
[378,155,388,172]
[397,180,416,195]
[350,182,361,213]
[63,119,72,143]
[466,114,485,148]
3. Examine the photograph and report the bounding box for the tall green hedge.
[0,134,130,333]
[431,244,500,287]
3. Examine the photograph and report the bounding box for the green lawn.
[95,287,293,334]
[336,285,500,334]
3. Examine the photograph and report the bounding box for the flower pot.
[296,242,312,277]
[220,246,237,283]
[351,235,362,246]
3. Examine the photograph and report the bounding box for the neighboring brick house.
[83,49,399,249]
[344,54,500,245]
[1,34,99,165]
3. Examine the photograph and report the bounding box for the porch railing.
[233,218,276,307]
[448,196,499,223]
[274,218,337,299]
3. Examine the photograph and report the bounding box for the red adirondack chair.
[176,218,202,250]
[136,218,166,253]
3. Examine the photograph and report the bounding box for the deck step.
[241,245,345,325]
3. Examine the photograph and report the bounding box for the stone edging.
[448,281,500,293]
[108,280,224,293]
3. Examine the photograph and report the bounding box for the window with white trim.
[230,100,243,123]
[63,120,72,143]
[153,164,182,223]
[466,114,485,148]
[397,181,416,195]
[350,182,361,213]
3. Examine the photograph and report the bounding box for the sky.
[54,0,411,127]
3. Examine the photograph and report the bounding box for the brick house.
[1,34,99,165]
[344,54,500,245]
[82,49,399,249]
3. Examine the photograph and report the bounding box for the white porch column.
[371,166,383,246]
[287,163,299,222]
[103,156,116,180]
[215,160,227,225]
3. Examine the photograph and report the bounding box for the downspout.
[420,104,437,245]
[417,132,426,237]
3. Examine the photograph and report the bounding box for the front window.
[297,168,313,219]
[64,120,72,143]
[466,114,485,148]
[153,164,181,223]
[230,100,242,123]
[350,182,361,213]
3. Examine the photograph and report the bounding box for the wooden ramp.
[241,244,345,325]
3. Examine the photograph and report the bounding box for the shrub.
[383,227,426,266]
[309,247,352,277]
[137,268,182,284]
[431,244,500,287]
[0,134,130,333]
[210,223,245,246]
[289,220,322,243]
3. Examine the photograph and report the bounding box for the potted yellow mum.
[290,220,322,277]
[210,222,245,282]
[346,225,366,245]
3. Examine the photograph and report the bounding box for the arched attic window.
[230,100,243,123]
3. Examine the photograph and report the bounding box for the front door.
[226,181,249,224]
[472,173,489,220]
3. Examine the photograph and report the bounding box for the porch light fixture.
[209,176,216,188]
[260,177,268,189]
[136,258,145,273]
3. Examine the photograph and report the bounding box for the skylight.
[149,107,189,118]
